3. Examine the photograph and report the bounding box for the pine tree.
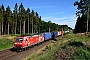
[39,16,41,33]
[19,3,23,34]
[31,10,35,34]
[19,3,26,34]
[26,7,30,34]
[1,4,5,35]
[5,6,12,35]
[13,3,18,34]
[0,7,2,35]
[22,8,26,34]
[74,0,90,32]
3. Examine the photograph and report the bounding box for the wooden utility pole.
[62,28,63,37]
[49,27,50,32]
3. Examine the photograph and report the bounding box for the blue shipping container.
[44,32,52,41]
[52,32,58,37]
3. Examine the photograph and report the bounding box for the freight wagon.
[52,32,58,38]
[44,32,52,41]
[58,31,62,36]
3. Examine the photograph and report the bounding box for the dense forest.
[74,0,90,33]
[0,3,71,35]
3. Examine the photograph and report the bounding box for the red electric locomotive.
[13,33,44,51]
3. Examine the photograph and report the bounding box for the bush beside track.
[0,34,17,51]
[10,34,21,36]
[0,38,14,50]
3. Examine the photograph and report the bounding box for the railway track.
[0,49,9,54]
[0,49,17,60]
[0,36,62,60]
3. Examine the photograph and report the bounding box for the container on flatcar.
[65,31,67,34]
[52,32,58,37]
[61,31,64,35]
[44,32,52,41]
[58,31,62,36]
[65,31,69,33]
[58,31,60,36]
[60,31,62,35]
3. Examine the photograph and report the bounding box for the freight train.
[13,30,69,51]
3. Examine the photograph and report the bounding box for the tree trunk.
[15,21,17,34]
[23,21,25,34]
[39,27,40,33]
[32,18,33,34]
[12,22,14,34]
[20,17,22,34]
[8,22,9,35]
[20,21,21,34]
[28,15,29,34]
[2,22,3,35]
[4,23,6,34]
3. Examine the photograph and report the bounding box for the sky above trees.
[0,0,78,29]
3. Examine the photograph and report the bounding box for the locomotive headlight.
[14,43,17,44]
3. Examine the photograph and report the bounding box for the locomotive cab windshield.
[16,38,23,42]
